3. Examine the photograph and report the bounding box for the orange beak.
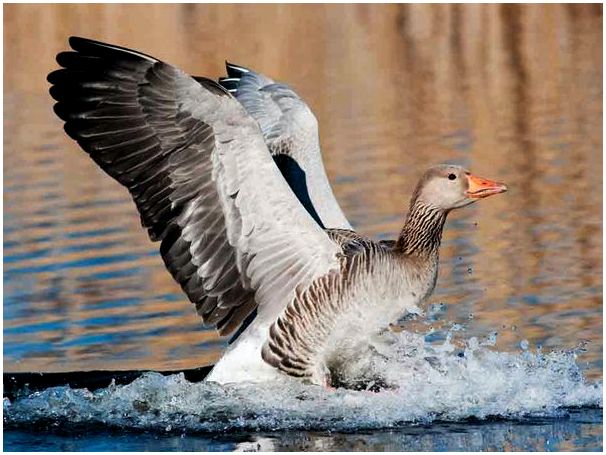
[465,174,508,199]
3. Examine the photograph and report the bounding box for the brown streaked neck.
[396,201,447,257]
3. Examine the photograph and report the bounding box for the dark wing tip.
[225,61,251,78]
[217,77,240,93]
[46,68,64,85]
[65,35,158,63]
[68,36,112,53]
[55,51,76,67]
[68,35,91,48]
[192,76,231,97]
[218,61,251,94]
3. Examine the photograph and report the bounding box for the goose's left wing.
[48,37,342,338]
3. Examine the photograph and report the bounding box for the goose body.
[208,229,439,385]
[48,37,507,387]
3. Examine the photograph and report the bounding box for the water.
[4,408,603,452]
[4,335,602,450]
[3,3,603,451]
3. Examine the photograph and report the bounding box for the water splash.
[4,329,601,433]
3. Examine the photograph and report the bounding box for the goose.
[47,37,507,387]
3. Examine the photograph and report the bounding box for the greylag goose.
[47,37,507,387]
[215,63,351,230]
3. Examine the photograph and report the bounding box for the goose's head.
[412,164,507,211]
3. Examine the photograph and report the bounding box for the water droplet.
[467,267,473,274]
[165,424,172,432]
[511,325,518,332]
[486,332,498,346]
[468,313,474,320]
[467,337,479,350]
[576,340,589,353]
[520,339,529,350]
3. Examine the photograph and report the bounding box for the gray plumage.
[218,62,352,230]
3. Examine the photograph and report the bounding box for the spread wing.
[48,37,342,336]
[217,63,352,230]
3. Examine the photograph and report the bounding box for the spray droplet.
[576,340,589,353]
[467,267,473,274]
[511,325,518,332]
[520,339,529,350]
[467,337,479,351]
[468,313,474,320]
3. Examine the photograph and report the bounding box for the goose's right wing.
[217,63,352,231]
[48,37,342,336]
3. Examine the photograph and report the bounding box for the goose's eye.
[448,173,457,181]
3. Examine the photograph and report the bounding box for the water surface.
[4,408,603,452]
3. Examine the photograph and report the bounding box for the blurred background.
[4,4,602,380]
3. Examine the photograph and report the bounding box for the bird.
[47,37,507,387]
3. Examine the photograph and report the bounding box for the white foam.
[4,330,601,432]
